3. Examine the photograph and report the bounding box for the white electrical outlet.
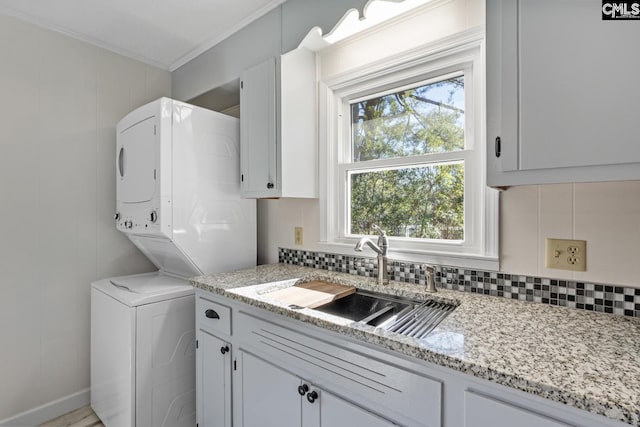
[545,239,587,271]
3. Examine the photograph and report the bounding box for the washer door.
[136,294,195,427]
[117,115,157,204]
[91,287,136,427]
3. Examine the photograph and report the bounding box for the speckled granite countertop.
[191,264,640,426]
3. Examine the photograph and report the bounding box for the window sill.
[316,241,499,271]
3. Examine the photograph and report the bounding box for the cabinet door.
[240,57,278,198]
[238,351,301,427]
[196,330,231,427]
[314,388,396,427]
[236,351,394,427]
[464,391,570,427]
[487,0,640,185]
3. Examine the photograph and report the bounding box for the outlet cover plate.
[545,238,586,271]
[294,227,303,245]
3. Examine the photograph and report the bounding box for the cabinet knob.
[205,309,220,319]
[306,390,318,404]
[297,384,309,396]
[266,182,274,189]
[220,345,229,355]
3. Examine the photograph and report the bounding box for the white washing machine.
[91,273,195,427]
[91,98,256,426]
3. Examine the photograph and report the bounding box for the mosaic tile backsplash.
[278,247,640,318]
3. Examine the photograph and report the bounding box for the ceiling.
[0,0,287,71]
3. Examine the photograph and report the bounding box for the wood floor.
[38,406,104,427]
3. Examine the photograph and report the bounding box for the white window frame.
[319,29,499,270]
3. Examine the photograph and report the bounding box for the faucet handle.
[371,224,386,236]
[421,264,437,293]
[371,224,388,252]
[421,263,434,273]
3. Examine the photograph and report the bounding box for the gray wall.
[172,0,369,101]
[0,13,166,423]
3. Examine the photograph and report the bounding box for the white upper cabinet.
[486,0,640,186]
[240,48,317,198]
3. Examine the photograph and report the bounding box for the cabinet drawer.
[464,390,570,427]
[196,296,232,336]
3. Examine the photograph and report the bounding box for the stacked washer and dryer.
[90,98,256,427]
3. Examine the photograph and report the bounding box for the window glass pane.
[349,162,464,240]
[351,76,464,162]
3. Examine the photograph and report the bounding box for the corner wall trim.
[0,388,90,427]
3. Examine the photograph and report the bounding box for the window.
[319,31,498,270]
[347,75,466,241]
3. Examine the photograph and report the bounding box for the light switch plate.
[545,238,586,271]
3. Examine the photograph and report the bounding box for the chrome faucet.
[354,224,389,285]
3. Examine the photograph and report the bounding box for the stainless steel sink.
[313,289,456,339]
[312,290,410,324]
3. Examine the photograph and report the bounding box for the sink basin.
[313,289,456,339]
[313,290,412,325]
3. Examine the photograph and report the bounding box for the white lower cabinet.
[196,294,233,427]
[196,330,232,427]
[464,391,570,427]
[237,351,394,427]
[234,311,441,427]
[195,290,629,427]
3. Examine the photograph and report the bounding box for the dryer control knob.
[114,212,121,221]
[149,211,158,223]
[125,220,133,229]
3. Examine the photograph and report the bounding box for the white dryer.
[114,97,256,276]
[91,98,256,427]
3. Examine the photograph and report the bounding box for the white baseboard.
[0,388,90,427]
